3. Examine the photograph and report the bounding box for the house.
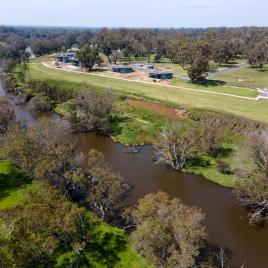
[112,66,134,73]
[149,71,173,79]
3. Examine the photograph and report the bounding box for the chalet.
[112,66,134,73]
[149,70,173,79]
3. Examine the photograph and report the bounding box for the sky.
[0,0,267,28]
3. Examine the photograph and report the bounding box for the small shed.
[134,64,154,69]
[112,66,134,73]
[143,64,154,69]
[56,55,70,63]
[134,63,144,67]
[56,56,64,62]
[149,71,173,79]
[62,56,70,63]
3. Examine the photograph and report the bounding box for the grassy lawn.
[214,64,268,88]
[29,59,268,123]
[0,161,34,210]
[171,78,259,98]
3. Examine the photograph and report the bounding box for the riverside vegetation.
[0,96,233,268]
[3,59,268,227]
[1,25,268,267]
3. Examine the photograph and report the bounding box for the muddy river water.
[0,74,267,268]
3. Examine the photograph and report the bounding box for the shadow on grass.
[0,163,32,200]
[214,147,234,158]
[107,116,131,136]
[189,79,226,88]
[88,230,127,267]
[188,157,211,168]
[251,66,268,73]
[90,68,109,73]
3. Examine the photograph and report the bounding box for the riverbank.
[0,93,150,268]
[2,75,268,268]
[7,60,245,187]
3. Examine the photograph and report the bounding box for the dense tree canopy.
[126,192,206,268]
[76,44,100,71]
[0,182,93,267]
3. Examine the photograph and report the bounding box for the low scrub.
[28,94,52,112]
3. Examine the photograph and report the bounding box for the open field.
[214,64,268,88]
[29,59,268,123]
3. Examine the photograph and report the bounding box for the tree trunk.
[107,54,111,64]
[147,53,151,63]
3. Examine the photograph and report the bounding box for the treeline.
[1,26,268,83]
[1,26,268,64]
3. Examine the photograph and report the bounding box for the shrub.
[216,159,232,175]
[28,94,52,112]
[68,89,115,133]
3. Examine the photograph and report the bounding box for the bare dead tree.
[154,123,201,171]
[248,130,268,177]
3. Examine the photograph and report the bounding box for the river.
[0,75,267,268]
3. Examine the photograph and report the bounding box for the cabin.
[134,63,144,67]
[112,66,134,73]
[134,63,154,69]
[56,55,69,63]
[56,55,70,63]
[56,52,80,65]
[149,71,173,79]
[143,64,154,69]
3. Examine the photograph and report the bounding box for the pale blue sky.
[0,0,267,28]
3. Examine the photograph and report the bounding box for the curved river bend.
[0,76,267,268]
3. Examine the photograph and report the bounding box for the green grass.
[214,64,268,88]
[185,131,243,188]
[186,156,236,188]
[86,222,150,268]
[108,104,169,145]
[0,161,34,209]
[55,217,150,268]
[28,60,268,123]
[55,100,169,146]
[171,78,259,98]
